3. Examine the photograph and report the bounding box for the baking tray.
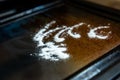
[0,0,120,80]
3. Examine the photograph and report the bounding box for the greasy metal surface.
[86,0,120,10]
[0,5,120,80]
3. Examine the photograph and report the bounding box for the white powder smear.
[54,22,84,42]
[33,21,85,61]
[33,20,112,61]
[38,42,69,61]
[87,26,112,39]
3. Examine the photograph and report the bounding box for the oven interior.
[0,0,120,80]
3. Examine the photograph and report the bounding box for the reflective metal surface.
[69,46,120,80]
[0,3,120,80]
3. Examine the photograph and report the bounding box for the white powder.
[54,23,84,42]
[33,21,84,61]
[87,26,112,39]
[33,20,112,61]
[33,21,61,46]
[38,42,69,61]
[67,23,85,39]
[54,26,67,43]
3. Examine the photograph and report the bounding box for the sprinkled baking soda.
[33,20,112,61]
[33,20,85,61]
[87,26,112,39]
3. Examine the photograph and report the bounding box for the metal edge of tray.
[0,0,63,27]
[92,61,120,80]
[65,45,120,80]
[65,0,120,22]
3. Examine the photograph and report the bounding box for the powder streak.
[33,21,84,61]
[54,23,85,42]
[87,26,111,39]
